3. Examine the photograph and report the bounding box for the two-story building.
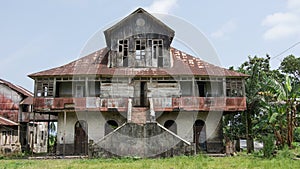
[29,8,247,158]
[0,78,54,154]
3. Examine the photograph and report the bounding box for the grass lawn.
[1,154,300,169]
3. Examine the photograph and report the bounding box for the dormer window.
[118,39,128,67]
[153,39,163,59]
[135,39,146,60]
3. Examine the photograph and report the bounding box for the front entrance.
[140,82,147,106]
[74,120,88,155]
[134,81,148,107]
[193,120,207,152]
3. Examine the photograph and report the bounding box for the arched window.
[164,120,177,134]
[105,120,118,135]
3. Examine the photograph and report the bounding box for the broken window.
[56,82,72,97]
[75,83,85,98]
[118,39,129,67]
[36,78,54,97]
[135,39,146,60]
[88,81,101,97]
[226,78,243,97]
[153,39,163,67]
[180,81,192,96]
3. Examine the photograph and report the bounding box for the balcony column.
[242,78,246,97]
[192,77,195,96]
[127,98,132,122]
[63,110,66,156]
[53,78,56,97]
[149,97,155,122]
[223,78,227,97]
[85,77,89,97]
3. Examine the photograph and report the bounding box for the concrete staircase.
[90,122,195,158]
[131,107,148,124]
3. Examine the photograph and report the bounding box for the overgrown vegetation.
[262,134,275,158]
[224,54,300,156]
[1,154,300,169]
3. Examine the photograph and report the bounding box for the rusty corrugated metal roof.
[0,79,33,97]
[28,47,249,78]
[0,116,18,126]
[20,96,33,105]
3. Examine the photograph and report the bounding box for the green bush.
[276,145,294,159]
[262,134,275,158]
[294,127,300,142]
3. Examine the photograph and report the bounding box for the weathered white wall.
[157,111,216,143]
[57,111,126,145]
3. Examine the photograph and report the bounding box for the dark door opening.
[193,120,207,152]
[74,121,88,155]
[140,82,147,107]
[197,82,205,97]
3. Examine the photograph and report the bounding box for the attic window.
[153,39,163,67]
[135,39,146,60]
[118,39,129,67]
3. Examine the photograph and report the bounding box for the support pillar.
[127,98,132,122]
[63,111,66,156]
[31,111,35,156]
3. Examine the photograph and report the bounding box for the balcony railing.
[33,97,246,112]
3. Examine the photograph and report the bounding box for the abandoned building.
[29,8,247,157]
[0,78,53,154]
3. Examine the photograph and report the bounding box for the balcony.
[33,97,128,112]
[33,97,246,112]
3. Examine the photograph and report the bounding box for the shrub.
[294,127,300,142]
[262,134,275,158]
[276,145,294,159]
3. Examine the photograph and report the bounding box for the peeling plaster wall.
[156,111,224,153]
[56,111,126,154]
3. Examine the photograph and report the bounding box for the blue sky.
[1,0,300,91]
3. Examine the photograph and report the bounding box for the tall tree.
[236,55,271,153]
[279,55,300,81]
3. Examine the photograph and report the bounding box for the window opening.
[119,39,129,67]
[135,39,146,60]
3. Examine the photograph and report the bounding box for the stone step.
[131,107,148,124]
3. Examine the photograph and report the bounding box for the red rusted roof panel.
[0,79,33,97]
[28,47,249,78]
[0,116,18,126]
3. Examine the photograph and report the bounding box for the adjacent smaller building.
[0,78,54,154]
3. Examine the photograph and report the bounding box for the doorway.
[140,82,147,106]
[193,120,207,152]
[74,121,88,155]
[197,82,205,97]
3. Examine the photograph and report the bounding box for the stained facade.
[29,8,247,157]
[0,79,52,154]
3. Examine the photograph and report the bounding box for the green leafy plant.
[262,134,275,158]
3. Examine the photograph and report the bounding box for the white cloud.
[145,0,178,14]
[262,0,300,40]
[211,20,237,39]
[287,0,300,11]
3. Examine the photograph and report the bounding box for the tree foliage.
[224,54,300,153]
[279,55,300,81]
